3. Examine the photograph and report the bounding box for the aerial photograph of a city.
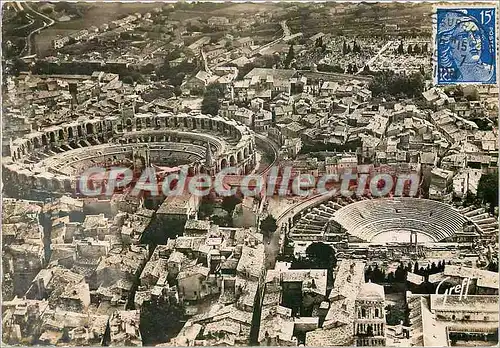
[1,1,499,346]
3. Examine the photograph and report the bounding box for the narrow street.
[18,2,55,57]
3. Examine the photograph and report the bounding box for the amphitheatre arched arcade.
[3,112,258,197]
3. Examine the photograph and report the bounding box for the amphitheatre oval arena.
[287,196,486,245]
[2,112,258,198]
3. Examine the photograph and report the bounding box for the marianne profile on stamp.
[437,8,496,84]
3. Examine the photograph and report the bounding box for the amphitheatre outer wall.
[3,112,257,198]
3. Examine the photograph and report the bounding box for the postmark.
[435,7,496,84]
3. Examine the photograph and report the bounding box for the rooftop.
[430,294,498,313]
[444,265,499,289]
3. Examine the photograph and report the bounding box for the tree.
[369,70,424,98]
[464,190,478,207]
[284,44,295,68]
[157,60,171,79]
[361,64,372,74]
[373,264,387,282]
[120,32,131,40]
[394,263,405,282]
[139,299,184,345]
[439,260,446,271]
[170,73,185,87]
[488,261,498,272]
[201,83,223,116]
[352,40,361,53]
[365,265,374,282]
[454,85,464,98]
[254,55,279,69]
[293,242,337,286]
[477,172,499,213]
[317,64,344,73]
[397,42,404,54]
[140,63,156,74]
[315,36,323,48]
[221,195,242,215]
[385,304,407,326]
[122,76,134,85]
[237,63,256,79]
[342,40,348,55]
[466,89,480,101]
[212,213,231,227]
[305,242,337,270]
[260,215,278,238]
[470,117,493,131]
[41,6,53,14]
[430,262,438,273]
[198,199,214,218]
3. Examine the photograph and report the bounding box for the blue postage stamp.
[436,7,496,84]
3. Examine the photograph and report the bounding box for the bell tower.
[204,142,215,175]
[132,145,151,172]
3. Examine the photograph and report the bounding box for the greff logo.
[435,277,471,304]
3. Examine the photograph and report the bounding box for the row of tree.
[365,259,450,284]
[156,58,197,87]
[314,36,326,51]
[316,63,344,73]
[369,70,425,99]
[395,42,428,55]
[346,63,359,74]
[29,60,147,84]
[342,40,362,55]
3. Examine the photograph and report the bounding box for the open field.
[33,2,286,56]
[34,2,160,55]
[210,3,281,16]
[286,2,432,37]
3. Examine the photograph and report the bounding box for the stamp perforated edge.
[432,2,499,86]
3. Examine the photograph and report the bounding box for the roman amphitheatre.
[2,112,275,198]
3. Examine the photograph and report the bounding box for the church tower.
[204,142,215,175]
[354,281,386,346]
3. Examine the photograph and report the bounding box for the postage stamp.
[435,6,497,84]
